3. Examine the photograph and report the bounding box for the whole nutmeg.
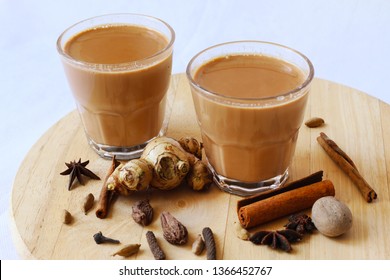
[311,196,353,237]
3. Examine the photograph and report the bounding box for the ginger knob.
[106,136,212,194]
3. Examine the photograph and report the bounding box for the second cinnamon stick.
[238,180,335,229]
[317,132,377,202]
[96,156,120,219]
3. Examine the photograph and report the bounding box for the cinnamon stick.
[238,180,335,229]
[237,170,324,213]
[317,132,377,202]
[96,156,121,219]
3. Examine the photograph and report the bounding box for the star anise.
[60,158,100,190]
[249,229,302,252]
[284,213,316,235]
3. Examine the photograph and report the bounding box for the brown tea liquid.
[193,54,308,182]
[62,24,172,147]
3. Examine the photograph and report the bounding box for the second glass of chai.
[186,41,314,196]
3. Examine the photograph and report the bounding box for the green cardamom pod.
[112,244,141,257]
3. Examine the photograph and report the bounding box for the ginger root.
[107,159,153,196]
[107,136,212,195]
[178,136,203,159]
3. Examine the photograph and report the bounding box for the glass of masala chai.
[186,41,314,196]
[57,14,175,159]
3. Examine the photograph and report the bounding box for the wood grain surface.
[10,74,390,259]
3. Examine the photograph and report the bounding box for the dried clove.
[132,199,153,226]
[62,209,73,224]
[112,244,141,257]
[93,231,120,244]
[82,193,95,215]
[145,231,166,260]
[202,227,217,260]
[160,211,188,245]
[191,234,205,255]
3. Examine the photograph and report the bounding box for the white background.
[1,0,389,260]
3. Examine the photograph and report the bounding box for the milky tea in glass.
[187,41,314,196]
[57,14,175,159]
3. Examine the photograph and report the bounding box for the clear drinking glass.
[57,14,175,159]
[186,41,314,196]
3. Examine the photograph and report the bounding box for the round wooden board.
[11,74,390,260]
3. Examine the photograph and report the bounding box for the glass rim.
[56,13,175,70]
[186,40,314,102]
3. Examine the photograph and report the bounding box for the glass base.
[88,138,153,160]
[210,165,289,196]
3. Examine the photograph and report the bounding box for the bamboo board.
[10,74,390,259]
